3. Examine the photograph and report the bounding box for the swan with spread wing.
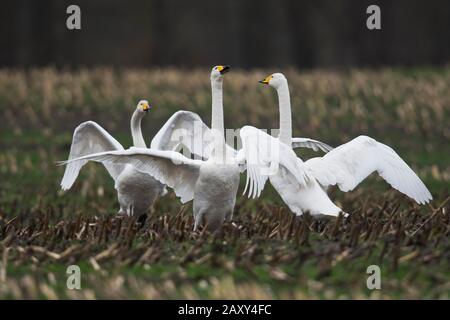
[248,73,432,216]
[60,100,166,216]
[61,66,239,230]
[149,81,338,215]
[61,66,312,231]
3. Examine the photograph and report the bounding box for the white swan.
[61,66,310,231]
[61,66,240,231]
[60,100,166,216]
[246,73,432,216]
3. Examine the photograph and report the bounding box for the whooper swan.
[245,73,432,217]
[60,100,166,217]
[61,66,310,231]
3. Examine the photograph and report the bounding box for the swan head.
[259,73,287,89]
[210,65,231,81]
[136,99,151,113]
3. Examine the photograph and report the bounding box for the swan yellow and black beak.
[217,65,231,75]
[259,74,273,85]
[143,102,150,112]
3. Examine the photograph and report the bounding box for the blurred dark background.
[1,0,449,69]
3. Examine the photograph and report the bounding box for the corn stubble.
[0,193,448,299]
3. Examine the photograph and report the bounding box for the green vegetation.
[0,67,449,299]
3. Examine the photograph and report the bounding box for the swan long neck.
[131,110,147,148]
[211,78,225,160]
[276,81,292,147]
[211,79,225,134]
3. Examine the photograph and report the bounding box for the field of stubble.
[0,67,449,299]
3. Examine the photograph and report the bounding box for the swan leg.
[137,213,148,228]
[136,203,156,229]
[193,210,205,231]
[126,205,133,217]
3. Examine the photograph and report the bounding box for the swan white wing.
[63,148,202,203]
[292,137,333,153]
[151,110,237,160]
[305,135,432,204]
[60,121,125,190]
[238,126,310,199]
[150,110,210,157]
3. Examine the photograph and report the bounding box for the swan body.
[193,159,240,230]
[249,73,432,216]
[115,164,166,215]
[60,100,165,216]
[269,169,342,216]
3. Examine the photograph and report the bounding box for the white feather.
[60,121,124,190]
[292,137,333,153]
[305,135,432,204]
[151,110,237,160]
[64,148,202,203]
[238,125,311,198]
